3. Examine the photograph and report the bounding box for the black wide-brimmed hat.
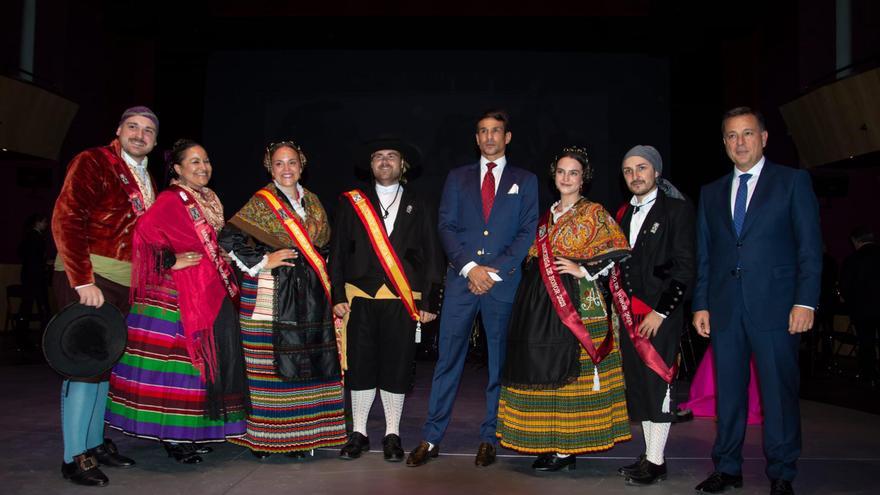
[355,136,423,178]
[42,303,127,379]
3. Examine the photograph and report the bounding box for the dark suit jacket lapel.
[488,165,516,224]
[741,162,774,238]
[390,188,416,243]
[463,163,483,216]
[720,172,736,237]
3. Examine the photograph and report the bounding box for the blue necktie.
[733,173,752,237]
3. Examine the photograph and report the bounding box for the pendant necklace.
[379,184,402,219]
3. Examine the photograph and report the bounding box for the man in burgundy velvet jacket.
[51,106,158,486]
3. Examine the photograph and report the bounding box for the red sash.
[611,204,677,384]
[536,211,613,365]
[343,189,419,322]
[255,189,333,305]
[170,185,239,300]
[98,147,151,217]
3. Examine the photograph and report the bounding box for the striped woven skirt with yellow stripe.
[497,318,631,454]
[228,275,346,453]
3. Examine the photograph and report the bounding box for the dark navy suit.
[693,160,822,482]
[422,161,538,445]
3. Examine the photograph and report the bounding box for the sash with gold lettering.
[169,185,238,300]
[610,204,677,385]
[536,211,613,365]
[342,189,419,322]
[98,146,152,217]
[255,189,333,304]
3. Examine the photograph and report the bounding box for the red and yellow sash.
[611,204,677,384]
[343,189,419,322]
[256,189,333,304]
[170,185,238,300]
[536,211,613,365]
[98,147,152,217]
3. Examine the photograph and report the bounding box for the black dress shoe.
[676,408,695,422]
[532,453,576,471]
[406,440,439,467]
[474,442,496,467]
[88,438,136,468]
[339,432,370,460]
[193,445,213,455]
[62,453,109,486]
[694,472,743,493]
[162,442,203,464]
[284,450,312,459]
[617,454,646,477]
[626,459,667,485]
[251,450,272,460]
[770,479,794,495]
[382,434,405,462]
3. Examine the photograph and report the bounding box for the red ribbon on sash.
[610,204,677,384]
[536,211,613,365]
[170,185,239,300]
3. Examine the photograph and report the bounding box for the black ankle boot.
[62,453,109,486]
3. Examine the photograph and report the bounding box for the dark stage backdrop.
[203,50,670,219]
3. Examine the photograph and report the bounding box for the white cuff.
[581,261,615,281]
[653,310,667,319]
[74,283,95,291]
[460,261,477,278]
[794,304,814,311]
[230,252,268,277]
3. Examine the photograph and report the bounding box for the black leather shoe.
[474,442,496,467]
[406,441,439,467]
[88,438,136,468]
[770,479,794,495]
[193,445,213,455]
[284,450,312,459]
[62,453,109,486]
[626,459,667,485]
[617,454,646,477]
[339,432,370,460]
[382,434,405,462]
[162,442,203,464]
[251,450,272,460]
[695,472,743,493]
[532,453,576,471]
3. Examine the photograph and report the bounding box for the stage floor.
[1,361,878,495]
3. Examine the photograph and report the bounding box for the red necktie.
[481,162,497,222]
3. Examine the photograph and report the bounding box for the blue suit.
[693,160,822,482]
[423,162,538,445]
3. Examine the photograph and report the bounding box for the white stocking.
[645,421,671,465]
[379,390,405,436]
[350,388,376,436]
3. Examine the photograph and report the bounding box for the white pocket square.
[507,184,519,194]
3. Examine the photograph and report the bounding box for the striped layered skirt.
[228,275,346,453]
[106,296,247,442]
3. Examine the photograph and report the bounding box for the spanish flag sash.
[255,188,333,304]
[342,189,420,322]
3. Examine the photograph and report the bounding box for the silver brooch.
[650,222,659,234]
[406,204,413,214]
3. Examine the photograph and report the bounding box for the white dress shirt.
[729,156,765,217]
[376,182,403,235]
[628,187,658,247]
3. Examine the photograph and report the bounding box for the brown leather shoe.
[406,441,439,467]
[474,442,496,467]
